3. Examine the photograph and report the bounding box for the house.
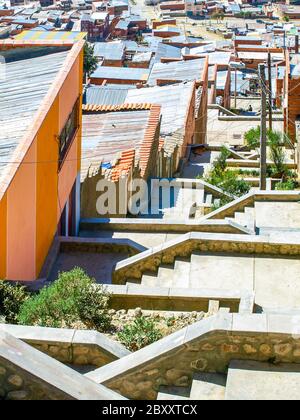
[81,104,161,217]
[81,12,109,41]
[148,57,208,87]
[284,52,300,143]
[185,0,206,17]
[0,38,84,281]
[89,65,150,85]
[125,82,205,174]
[93,41,125,66]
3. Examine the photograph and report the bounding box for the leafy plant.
[117,316,162,351]
[0,281,29,324]
[244,126,260,149]
[18,268,111,331]
[83,42,98,79]
[202,146,250,201]
[275,180,298,190]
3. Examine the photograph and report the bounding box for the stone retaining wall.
[86,313,300,400]
[0,330,125,400]
[0,324,130,368]
[113,232,300,284]
[106,284,254,313]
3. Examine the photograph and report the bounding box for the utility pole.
[234,68,237,109]
[259,63,267,191]
[267,52,273,132]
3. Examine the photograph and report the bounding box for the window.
[58,97,80,168]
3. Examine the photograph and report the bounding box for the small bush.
[117,316,162,351]
[244,126,260,149]
[18,268,111,331]
[0,281,29,324]
[275,180,298,191]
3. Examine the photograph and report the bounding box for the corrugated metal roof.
[93,41,125,60]
[148,58,205,85]
[132,51,152,62]
[126,82,194,136]
[84,85,129,106]
[154,42,181,63]
[0,50,69,175]
[91,65,149,81]
[216,70,228,90]
[81,109,150,180]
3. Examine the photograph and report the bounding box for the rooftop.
[148,58,206,85]
[0,49,69,178]
[90,65,150,82]
[125,82,194,136]
[84,84,131,106]
[81,109,152,180]
[14,30,87,42]
[93,41,125,60]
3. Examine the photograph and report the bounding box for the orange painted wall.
[6,140,37,281]
[35,97,60,278]
[1,44,84,281]
[0,193,7,279]
[35,53,83,277]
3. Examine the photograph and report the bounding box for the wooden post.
[268,52,273,131]
[259,64,267,191]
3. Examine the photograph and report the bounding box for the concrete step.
[244,206,255,216]
[189,252,253,291]
[157,265,175,287]
[157,386,191,400]
[141,272,159,287]
[190,373,227,400]
[225,360,300,400]
[234,211,254,229]
[205,193,213,205]
[172,259,191,288]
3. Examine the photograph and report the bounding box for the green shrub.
[244,126,260,149]
[117,316,162,351]
[18,268,111,331]
[275,180,298,190]
[0,281,29,324]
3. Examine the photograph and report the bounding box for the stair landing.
[226,360,300,400]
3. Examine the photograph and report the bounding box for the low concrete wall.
[106,284,254,314]
[202,191,300,221]
[80,218,250,235]
[0,330,125,400]
[0,324,130,368]
[112,232,300,285]
[86,313,300,400]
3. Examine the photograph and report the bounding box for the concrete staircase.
[158,373,227,400]
[157,361,300,400]
[128,250,254,293]
[162,187,221,220]
[225,205,255,232]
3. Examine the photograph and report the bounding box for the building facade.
[0,39,84,281]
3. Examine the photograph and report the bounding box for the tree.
[83,42,98,81]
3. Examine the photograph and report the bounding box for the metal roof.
[91,65,150,82]
[154,42,181,63]
[0,50,69,176]
[132,51,152,62]
[84,85,129,106]
[126,82,194,136]
[148,58,205,85]
[14,30,86,41]
[81,109,150,180]
[93,41,125,60]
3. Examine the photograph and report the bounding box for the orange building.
[0,39,84,281]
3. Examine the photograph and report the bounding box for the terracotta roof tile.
[82,103,153,113]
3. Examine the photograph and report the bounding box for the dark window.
[58,97,80,168]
